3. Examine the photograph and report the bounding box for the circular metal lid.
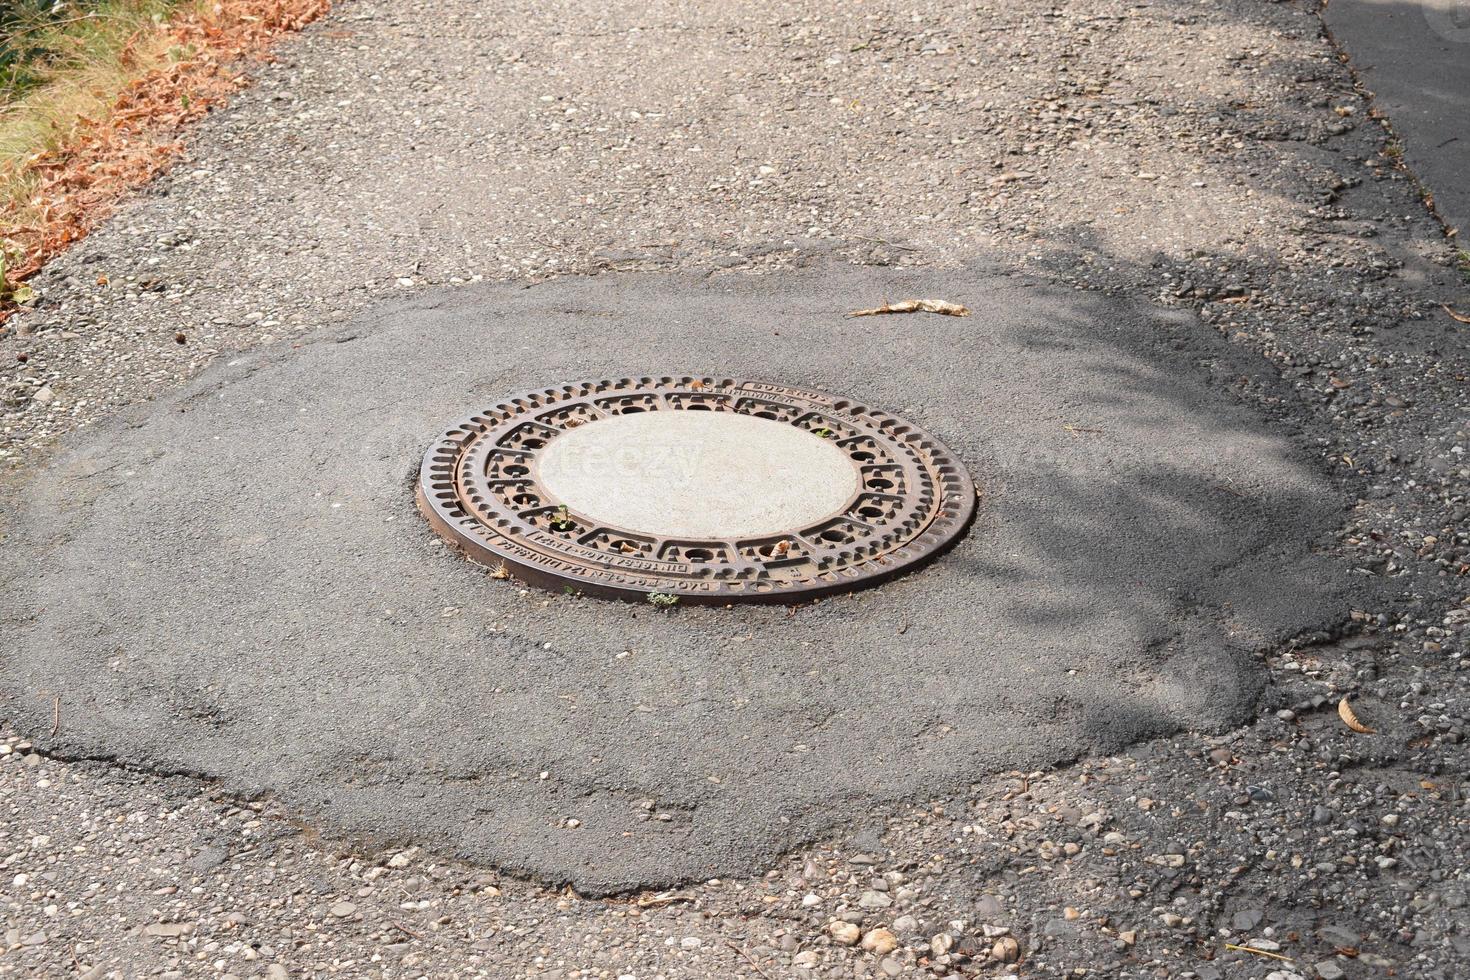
[416,377,976,603]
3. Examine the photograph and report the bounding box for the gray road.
[1326,0,1470,235]
[1,0,1467,976]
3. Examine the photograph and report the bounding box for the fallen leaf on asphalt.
[1442,304,1470,324]
[1338,698,1376,734]
[846,299,971,318]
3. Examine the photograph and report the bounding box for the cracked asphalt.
[2,0,1468,977]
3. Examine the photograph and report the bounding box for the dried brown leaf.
[846,299,971,318]
[1338,698,1376,734]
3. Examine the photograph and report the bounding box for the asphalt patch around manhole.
[0,264,1362,893]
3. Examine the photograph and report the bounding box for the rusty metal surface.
[417,376,977,603]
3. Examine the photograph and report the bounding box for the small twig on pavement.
[1442,304,1470,324]
[390,920,423,941]
[1224,943,1294,964]
[725,939,773,979]
[51,696,60,737]
[851,236,920,252]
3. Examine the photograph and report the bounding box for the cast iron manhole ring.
[416,377,977,603]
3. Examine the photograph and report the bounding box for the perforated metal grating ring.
[416,377,977,603]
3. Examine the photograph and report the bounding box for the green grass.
[0,0,193,174]
[1,0,196,263]
[0,0,327,314]
[1,1,183,104]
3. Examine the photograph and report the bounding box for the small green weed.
[0,240,35,306]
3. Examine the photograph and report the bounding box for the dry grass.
[2,2,193,196]
[0,0,330,317]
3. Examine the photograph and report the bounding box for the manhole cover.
[416,377,976,603]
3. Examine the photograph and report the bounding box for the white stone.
[535,411,859,539]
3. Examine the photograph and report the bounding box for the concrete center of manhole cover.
[417,377,976,603]
[535,411,861,539]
